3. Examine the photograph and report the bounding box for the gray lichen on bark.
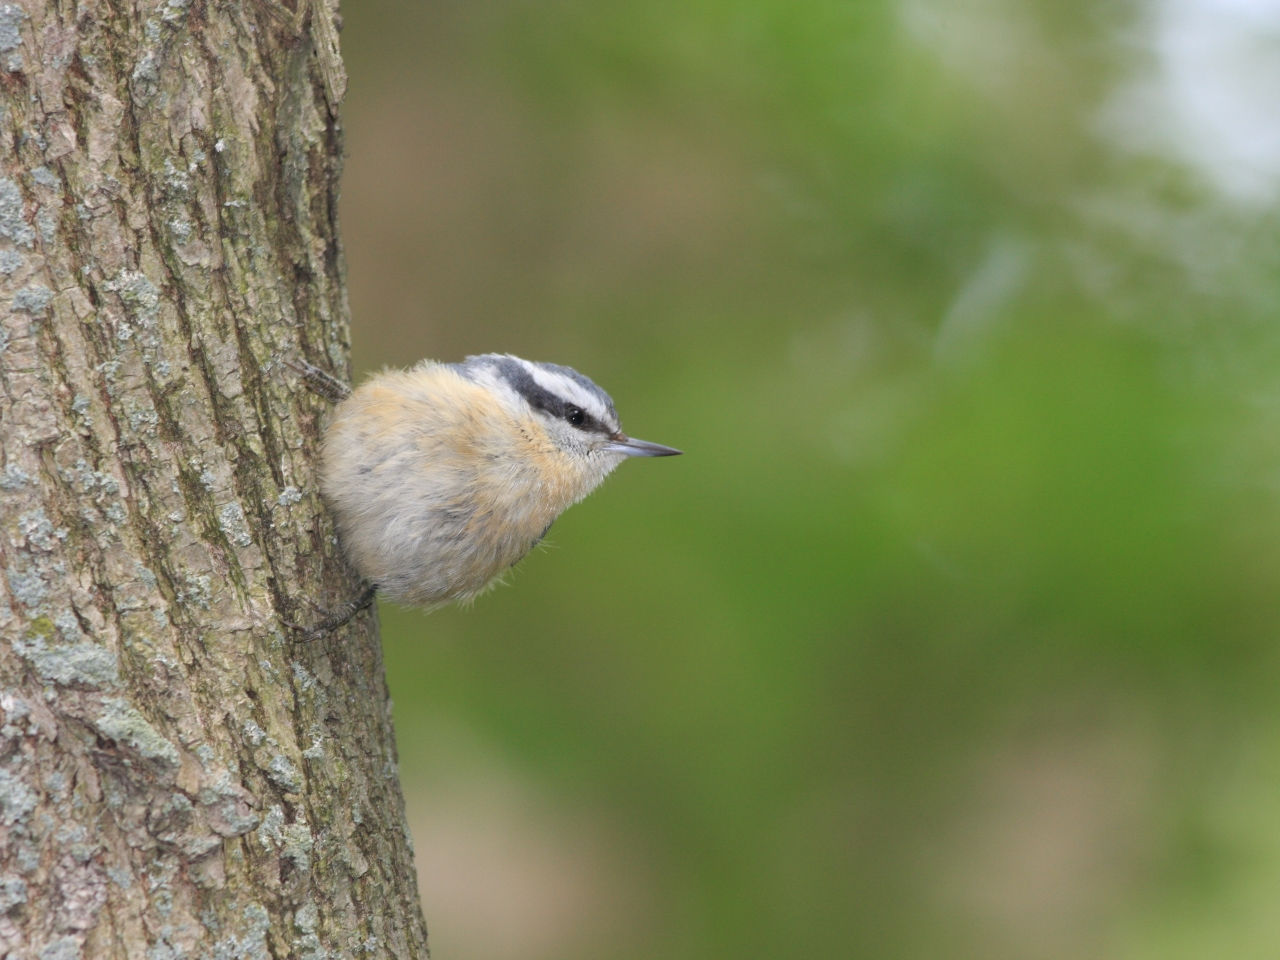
[0,1,428,957]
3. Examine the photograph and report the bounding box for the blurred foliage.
[338,0,1280,958]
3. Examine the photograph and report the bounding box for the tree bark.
[0,1,429,957]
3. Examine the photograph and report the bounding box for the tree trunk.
[0,1,429,957]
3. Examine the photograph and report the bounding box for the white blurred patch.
[1099,0,1280,206]
[899,0,1043,98]
[934,233,1032,363]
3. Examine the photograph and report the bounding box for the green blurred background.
[337,1,1280,957]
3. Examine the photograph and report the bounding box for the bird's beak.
[603,433,683,457]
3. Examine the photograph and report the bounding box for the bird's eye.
[565,406,586,427]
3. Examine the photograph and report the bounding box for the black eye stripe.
[487,358,566,418]
[564,404,608,433]
[480,357,613,433]
[545,397,604,432]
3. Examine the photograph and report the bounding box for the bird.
[292,353,681,632]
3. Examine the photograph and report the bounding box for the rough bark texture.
[0,1,429,957]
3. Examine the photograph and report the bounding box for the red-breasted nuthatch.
[302,353,680,627]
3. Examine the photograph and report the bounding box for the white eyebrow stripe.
[526,364,613,423]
